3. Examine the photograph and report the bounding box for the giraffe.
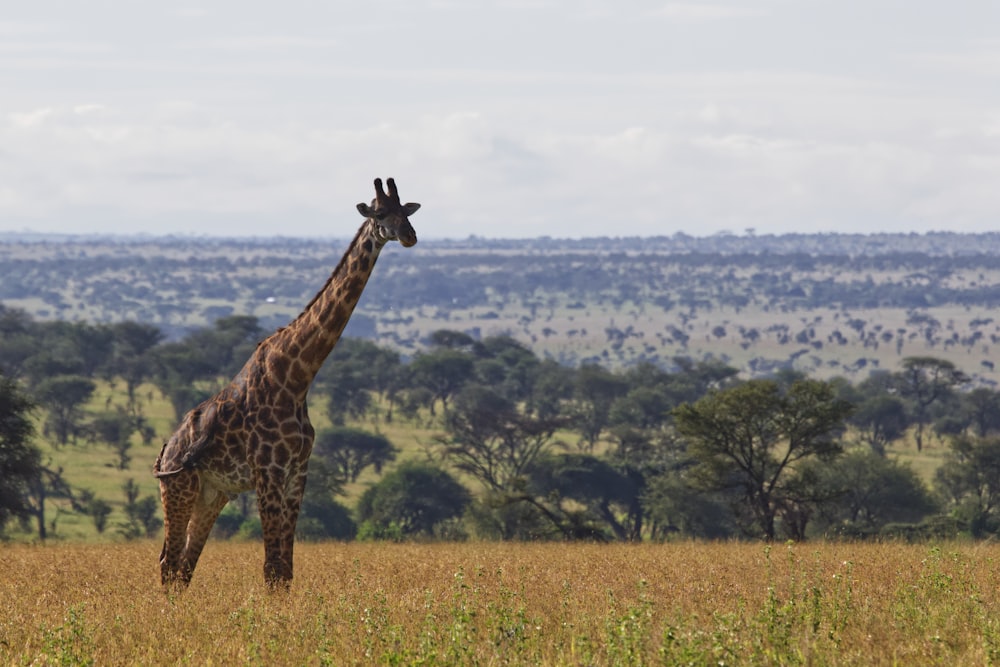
[154,177,420,589]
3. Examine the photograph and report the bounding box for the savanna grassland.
[3,540,1000,666]
[8,232,1000,665]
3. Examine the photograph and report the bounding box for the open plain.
[3,541,1000,665]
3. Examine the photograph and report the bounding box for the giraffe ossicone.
[154,177,420,590]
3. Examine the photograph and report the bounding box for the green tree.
[66,321,116,378]
[850,394,908,456]
[150,341,217,421]
[313,426,397,483]
[810,449,938,536]
[674,378,853,540]
[314,338,402,424]
[408,348,476,415]
[527,359,574,420]
[0,374,41,532]
[0,306,39,379]
[473,335,541,403]
[959,388,1000,438]
[438,385,566,494]
[665,357,740,404]
[895,356,967,451]
[117,478,160,539]
[294,461,355,541]
[642,472,736,539]
[77,489,113,534]
[935,435,1000,536]
[24,464,82,540]
[427,329,477,350]
[150,317,262,421]
[526,453,643,541]
[437,385,567,539]
[34,375,96,446]
[90,409,139,470]
[109,321,163,407]
[570,363,628,451]
[356,461,470,539]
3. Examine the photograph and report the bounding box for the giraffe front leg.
[257,467,307,590]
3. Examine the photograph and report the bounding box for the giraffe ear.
[357,203,376,218]
[402,202,420,216]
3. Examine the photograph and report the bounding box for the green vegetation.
[6,231,1000,546]
[4,298,1000,546]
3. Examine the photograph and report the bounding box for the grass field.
[3,541,1000,665]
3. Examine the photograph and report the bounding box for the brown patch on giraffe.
[273,446,290,467]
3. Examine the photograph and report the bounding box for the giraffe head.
[356,177,420,247]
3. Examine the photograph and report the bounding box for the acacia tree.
[408,348,476,415]
[674,378,853,540]
[34,374,96,446]
[313,426,397,483]
[315,338,404,425]
[109,321,163,407]
[850,395,908,456]
[25,464,82,540]
[437,384,567,539]
[570,363,628,451]
[526,453,643,541]
[437,385,566,493]
[895,356,967,451]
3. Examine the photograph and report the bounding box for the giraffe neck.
[266,219,386,398]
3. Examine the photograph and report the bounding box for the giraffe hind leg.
[158,470,199,589]
[177,484,230,584]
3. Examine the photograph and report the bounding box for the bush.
[356,461,470,540]
[297,499,356,541]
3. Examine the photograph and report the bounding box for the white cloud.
[651,2,766,22]
[0,20,51,37]
[8,108,52,128]
[181,35,339,52]
[900,43,1000,77]
[73,104,106,115]
[173,8,209,19]
[0,1,996,238]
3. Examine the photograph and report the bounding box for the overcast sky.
[1,1,998,239]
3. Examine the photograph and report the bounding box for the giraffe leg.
[257,468,307,590]
[175,484,229,584]
[158,470,199,589]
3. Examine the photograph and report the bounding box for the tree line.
[2,302,1000,543]
[8,233,1000,340]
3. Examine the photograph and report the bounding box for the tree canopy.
[674,378,854,540]
[0,373,40,531]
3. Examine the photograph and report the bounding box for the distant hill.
[3,231,1000,383]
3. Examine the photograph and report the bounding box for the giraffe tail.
[153,402,220,478]
[153,441,185,478]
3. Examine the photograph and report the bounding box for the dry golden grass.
[4,540,1000,665]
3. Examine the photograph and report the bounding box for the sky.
[1,1,998,239]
